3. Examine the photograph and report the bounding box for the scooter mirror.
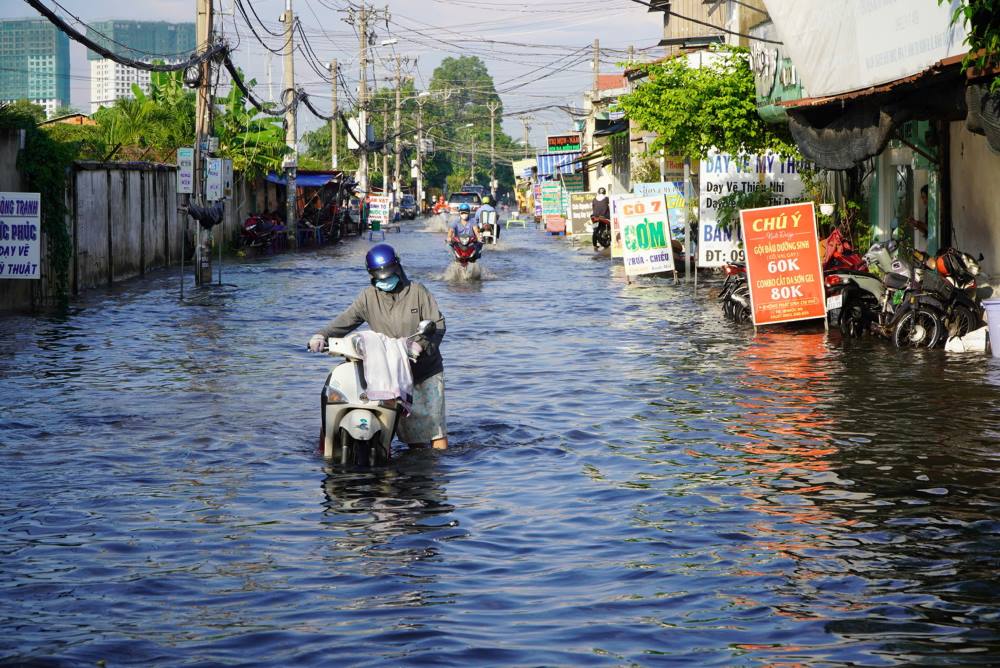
[417,319,437,337]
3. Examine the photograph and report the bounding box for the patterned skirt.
[396,372,446,444]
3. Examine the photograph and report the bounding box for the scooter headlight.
[324,383,348,404]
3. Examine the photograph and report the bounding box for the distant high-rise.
[0,18,71,118]
[86,20,195,113]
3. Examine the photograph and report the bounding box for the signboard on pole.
[205,157,224,202]
[698,150,806,267]
[533,183,543,219]
[367,194,390,229]
[616,194,675,278]
[177,147,194,194]
[222,159,234,200]
[568,192,595,236]
[546,133,582,154]
[0,192,40,279]
[739,202,826,326]
[541,182,565,233]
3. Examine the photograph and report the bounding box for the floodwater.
[3,216,1000,666]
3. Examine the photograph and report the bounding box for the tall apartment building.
[86,21,195,113]
[0,18,71,118]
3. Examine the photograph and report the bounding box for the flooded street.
[4,220,1000,665]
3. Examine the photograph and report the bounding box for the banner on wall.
[0,192,40,279]
[698,150,807,267]
[739,202,826,326]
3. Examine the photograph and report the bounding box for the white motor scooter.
[318,320,436,466]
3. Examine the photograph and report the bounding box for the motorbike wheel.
[892,308,942,348]
[733,302,752,324]
[948,304,980,338]
[839,298,868,338]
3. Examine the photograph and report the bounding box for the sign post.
[568,192,595,237]
[739,202,826,328]
[540,182,565,234]
[0,192,41,280]
[615,194,675,283]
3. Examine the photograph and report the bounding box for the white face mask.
[596,194,607,202]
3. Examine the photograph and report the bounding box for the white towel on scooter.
[355,330,414,414]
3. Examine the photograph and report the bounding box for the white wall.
[950,122,1000,279]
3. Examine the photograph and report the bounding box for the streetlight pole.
[416,92,428,211]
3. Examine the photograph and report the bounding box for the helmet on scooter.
[365,243,401,280]
[481,195,491,205]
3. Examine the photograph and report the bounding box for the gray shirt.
[317,278,446,384]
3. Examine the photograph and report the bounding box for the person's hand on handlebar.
[308,334,325,352]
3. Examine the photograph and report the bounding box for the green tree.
[214,76,289,179]
[943,0,1000,90]
[618,46,797,160]
[8,99,46,124]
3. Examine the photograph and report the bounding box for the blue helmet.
[365,243,401,280]
[458,203,471,213]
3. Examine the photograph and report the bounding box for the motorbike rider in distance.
[474,195,499,242]
[308,243,448,450]
[447,203,481,246]
[591,187,611,251]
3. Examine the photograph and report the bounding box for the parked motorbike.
[718,261,752,324]
[449,234,482,268]
[867,242,986,342]
[591,215,611,249]
[316,320,437,466]
[241,214,278,251]
[861,242,947,347]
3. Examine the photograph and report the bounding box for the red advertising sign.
[739,202,826,326]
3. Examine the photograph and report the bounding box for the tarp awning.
[536,152,581,177]
[594,119,628,137]
[266,172,338,188]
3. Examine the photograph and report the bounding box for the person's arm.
[317,291,368,339]
[415,286,445,356]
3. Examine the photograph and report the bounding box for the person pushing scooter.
[309,244,448,449]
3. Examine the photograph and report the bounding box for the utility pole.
[519,115,532,159]
[487,100,500,197]
[382,104,389,195]
[329,59,338,169]
[193,0,214,286]
[592,38,600,97]
[354,5,370,201]
[392,55,407,204]
[470,135,476,183]
[627,44,635,66]
[416,94,426,211]
[281,0,297,247]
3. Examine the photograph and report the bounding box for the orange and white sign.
[739,202,826,326]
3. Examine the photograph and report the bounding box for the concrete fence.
[72,162,182,293]
[1,146,263,311]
